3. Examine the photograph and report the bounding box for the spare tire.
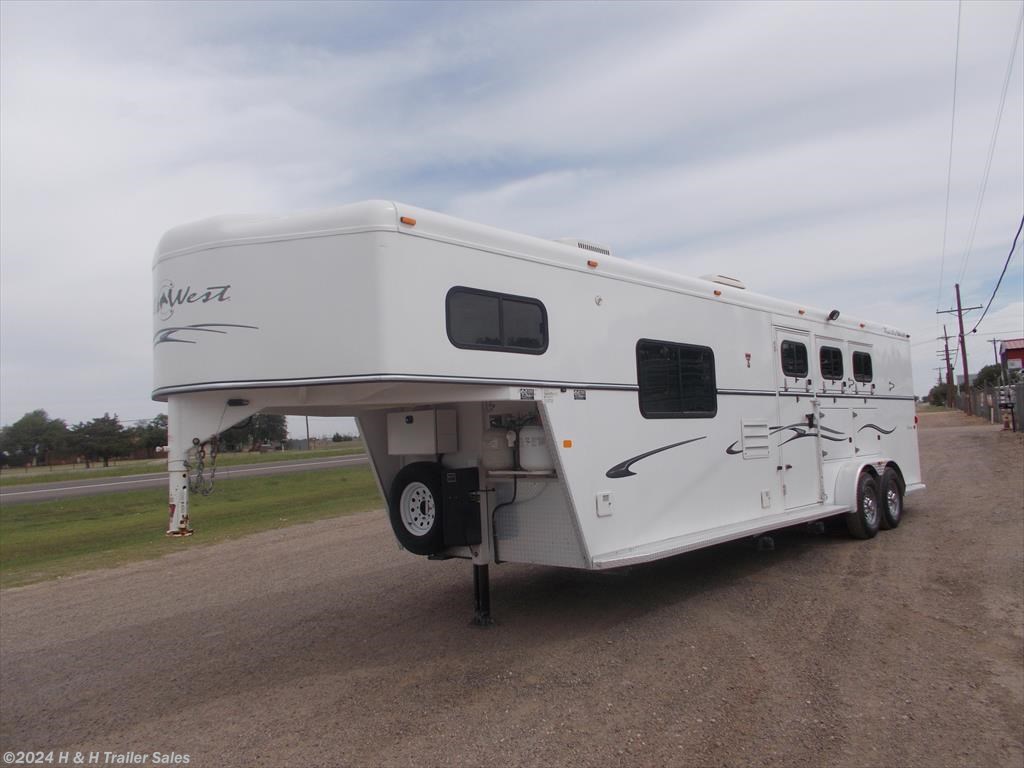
[389,462,445,555]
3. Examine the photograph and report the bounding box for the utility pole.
[937,325,956,408]
[990,338,1005,386]
[937,283,982,414]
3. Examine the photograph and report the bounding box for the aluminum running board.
[591,503,848,569]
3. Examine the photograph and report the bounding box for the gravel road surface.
[1,411,1021,767]
[0,455,368,504]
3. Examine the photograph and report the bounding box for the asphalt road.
[1,412,1021,767]
[0,455,369,504]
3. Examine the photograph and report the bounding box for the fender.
[832,459,890,511]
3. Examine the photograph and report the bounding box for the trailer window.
[780,340,808,377]
[446,287,547,354]
[637,340,717,418]
[820,346,844,381]
[853,351,873,382]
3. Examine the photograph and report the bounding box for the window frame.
[852,351,873,383]
[636,338,718,419]
[819,345,844,381]
[445,286,548,355]
[780,340,809,378]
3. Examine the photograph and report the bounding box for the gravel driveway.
[1,410,1021,767]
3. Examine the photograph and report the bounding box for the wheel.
[388,462,445,555]
[845,472,881,540]
[879,467,904,530]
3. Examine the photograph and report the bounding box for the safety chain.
[184,436,219,496]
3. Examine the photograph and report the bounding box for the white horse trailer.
[153,200,924,622]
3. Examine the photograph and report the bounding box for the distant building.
[1000,339,1024,375]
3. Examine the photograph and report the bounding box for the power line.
[955,4,1024,285]
[970,213,1024,333]
[936,0,963,313]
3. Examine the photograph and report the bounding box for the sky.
[1,0,1022,438]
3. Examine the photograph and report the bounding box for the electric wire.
[935,0,963,314]
[955,5,1024,285]
[970,213,1024,333]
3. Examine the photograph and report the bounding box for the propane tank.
[518,425,554,471]
[480,428,515,469]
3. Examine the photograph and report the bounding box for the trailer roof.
[155,199,909,341]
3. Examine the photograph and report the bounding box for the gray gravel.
[1,410,1021,767]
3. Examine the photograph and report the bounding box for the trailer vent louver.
[555,237,612,257]
[741,420,771,460]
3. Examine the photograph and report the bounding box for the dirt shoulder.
[1,411,1021,767]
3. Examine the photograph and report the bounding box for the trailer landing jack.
[472,564,495,627]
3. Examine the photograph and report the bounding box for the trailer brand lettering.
[156,281,231,320]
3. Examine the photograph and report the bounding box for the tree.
[220,414,287,451]
[927,383,948,407]
[973,364,1004,390]
[0,409,68,466]
[127,414,168,458]
[69,413,130,467]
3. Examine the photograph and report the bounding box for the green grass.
[0,444,366,487]
[0,465,382,588]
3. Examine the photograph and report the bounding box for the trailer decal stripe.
[154,323,259,345]
[856,423,896,435]
[724,421,859,455]
[606,436,707,479]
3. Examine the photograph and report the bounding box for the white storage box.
[387,409,458,455]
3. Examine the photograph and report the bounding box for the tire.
[388,462,445,556]
[845,471,881,540]
[879,467,904,530]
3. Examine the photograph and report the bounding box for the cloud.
[1,0,1022,433]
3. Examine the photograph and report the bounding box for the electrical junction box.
[387,409,458,455]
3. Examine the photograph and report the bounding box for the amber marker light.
[713,289,722,296]
[563,439,573,448]
[798,309,806,315]
[587,260,599,268]
[400,216,416,226]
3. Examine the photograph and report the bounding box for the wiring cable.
[970,213,1024,334]
[936,0,964,313]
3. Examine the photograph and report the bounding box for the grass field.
[0,465,382,588]
[0,444,366,487]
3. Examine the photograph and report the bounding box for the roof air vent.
[555,238,612,257]
[700,274,747,290]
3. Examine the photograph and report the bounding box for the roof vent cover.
[555,238,612,257]
[700,274,747,290]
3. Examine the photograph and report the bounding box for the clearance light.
[713,289,722,296]
[798,309,806,315]
[860,323,865,328]
[400,216,416,226]
[563,439,573,448]
[587,260,599,268]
